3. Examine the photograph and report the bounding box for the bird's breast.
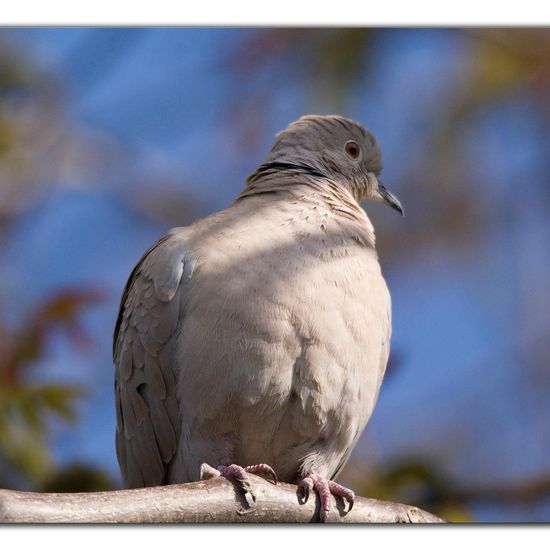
[176,202,391,478]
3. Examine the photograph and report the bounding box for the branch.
[0,474,444,523]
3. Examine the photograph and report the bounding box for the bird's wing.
[113,229,192,488]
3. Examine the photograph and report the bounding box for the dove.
[113,115,403,521]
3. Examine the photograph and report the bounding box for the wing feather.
[114,230,191,488]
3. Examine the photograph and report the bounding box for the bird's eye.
[345,140,361,160]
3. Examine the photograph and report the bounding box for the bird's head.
[252,114,403,216]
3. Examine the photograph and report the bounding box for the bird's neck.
[237,171,376,249]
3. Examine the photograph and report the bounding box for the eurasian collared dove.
[113,115,403,521]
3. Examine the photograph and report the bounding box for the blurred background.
[0,27,549,522]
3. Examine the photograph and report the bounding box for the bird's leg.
[298,473,355,522]
[200,462,277,502]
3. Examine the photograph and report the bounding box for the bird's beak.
[377,181,404,217]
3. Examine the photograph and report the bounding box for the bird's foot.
[200,462,277,502]
[298,473,355,522]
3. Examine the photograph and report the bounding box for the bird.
[113,114,403,522]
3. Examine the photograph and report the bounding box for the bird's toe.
[201,462,278,503]
[298,473,355,522]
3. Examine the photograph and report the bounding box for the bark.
[0,474,444,523]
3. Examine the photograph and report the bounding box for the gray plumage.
[114,115,401,489]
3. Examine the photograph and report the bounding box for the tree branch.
[0,474,444,523]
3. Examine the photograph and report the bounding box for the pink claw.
[242,463,278,484]
[299,473,355,522]
[200,462,277,502]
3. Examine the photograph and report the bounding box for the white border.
[2,524,549,549]
[0,1,550,25]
